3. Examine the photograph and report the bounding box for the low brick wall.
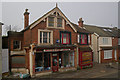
[11,68,28,74]
[58,67,76,72]
[35,70,52,77]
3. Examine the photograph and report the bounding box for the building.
[4,4,93,77]
[85,25,119,63]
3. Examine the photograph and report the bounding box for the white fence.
[2,49,9,73]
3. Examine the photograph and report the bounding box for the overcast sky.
[1,2,119,35]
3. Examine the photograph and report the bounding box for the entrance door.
[52,54,58,72]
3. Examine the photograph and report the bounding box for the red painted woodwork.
[52,54,59,72]
[78,48,93,69]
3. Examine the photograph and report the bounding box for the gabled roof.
[22,6,77,32]
[84,25,119,37]
[71,22,93,34]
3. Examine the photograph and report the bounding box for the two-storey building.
[4,5,93,76]
[85,25,119,63]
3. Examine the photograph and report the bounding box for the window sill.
[104,58,112,60]
[13,49,21,51]
[47,26,64,29]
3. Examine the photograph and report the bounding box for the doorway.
[52,53,58,72]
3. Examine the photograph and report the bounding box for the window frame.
[104,50,112,59]
[60,31,71,45]
[102,37,108,45]
[47,12,64,29]
[78,33,88,45]
[13,40,21,50]
[38,29,53,45]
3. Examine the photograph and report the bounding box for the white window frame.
[46,12,64,29]
[103,38,108,45]
[38,29,53,45]
[104,50,112,59]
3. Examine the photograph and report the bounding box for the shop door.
[52,54,58,72]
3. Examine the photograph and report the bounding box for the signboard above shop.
[44,49,70,52]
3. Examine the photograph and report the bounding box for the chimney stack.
[24,9,30,29]
[78,18,84,28]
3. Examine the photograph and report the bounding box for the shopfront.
[32,45,77,76]
[78,46,93,69]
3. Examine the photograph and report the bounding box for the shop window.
[69,52,74,67]
[35,53,51,72]
[39,30,53,44]
[63,53,69,67]
[48,17,54,27]
[44,53,51,70]
[11,56,25,68]
[59,53,62,67]
[13,41,21,50]
[61,33,70,44]
[104,50,112,59]
[78,34,88,45]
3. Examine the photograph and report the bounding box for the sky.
[0,1,119,35]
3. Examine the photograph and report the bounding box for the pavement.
[2,62,119,79]
[35,62,119,78]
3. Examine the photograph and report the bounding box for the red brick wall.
[112,37,118,46]
[23,20,77,47]
[8,36,23,51]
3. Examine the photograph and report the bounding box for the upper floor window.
[48,17,54,27]
[13,40,21,50]
[38,30,53,44]
[103,38,108,44]
[61,32,71,44]
[118,38,120,45]
[78,34,88,45]
[57,18,62,27]
[47,12,64,28]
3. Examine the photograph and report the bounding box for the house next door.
[52,53,58,72]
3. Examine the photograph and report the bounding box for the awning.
[79,46,92,51]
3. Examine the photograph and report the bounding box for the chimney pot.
[78,17,84,27]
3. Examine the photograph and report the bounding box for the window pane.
[57,18,62,27]
[43,32,47,43]
[13,41,20,49]
[48,17,54,27]
[63,34,67,43]
[104,50,112,59]
[49,32,51,43]
[103,38,108,44]
[12,56,25,64]
[40,32,42,43]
